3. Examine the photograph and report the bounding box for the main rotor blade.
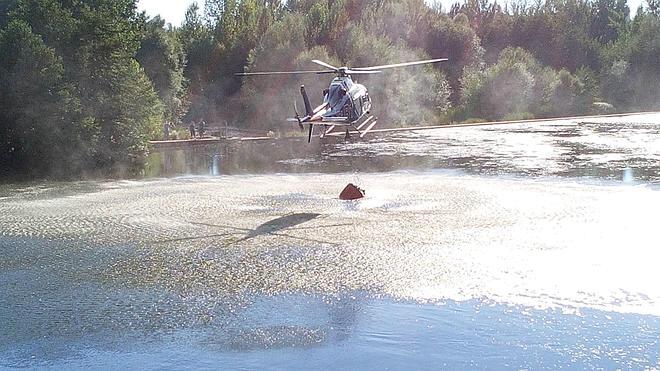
[311,59,338,71]
[344,70,382,75]
[351,58,448,71]
[235,70,334,76]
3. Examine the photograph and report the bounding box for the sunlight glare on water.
[1,114,660,369]
[2,174,660,313]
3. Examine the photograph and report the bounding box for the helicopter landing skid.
[318,114,377,140]
[320,125,335,139]
[355,115,377,138]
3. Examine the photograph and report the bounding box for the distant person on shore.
[189,122,196,139]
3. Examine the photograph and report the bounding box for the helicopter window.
[343,79,353,90]
[327,83,348,108]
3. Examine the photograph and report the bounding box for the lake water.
[1,114,659,369]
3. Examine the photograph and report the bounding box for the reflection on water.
[1,113,660,369]
[146,114,660,183]
[1,282,658,369]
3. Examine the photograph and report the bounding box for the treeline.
[1,0,171,179]
[1,0,659,179]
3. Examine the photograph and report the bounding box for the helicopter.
[236,58,447,142]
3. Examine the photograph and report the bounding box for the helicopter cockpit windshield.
[325,78,353,117]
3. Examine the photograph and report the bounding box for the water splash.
[211,154,221,176]
[623,167,634,183]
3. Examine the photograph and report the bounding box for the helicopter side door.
[349,83,370,120]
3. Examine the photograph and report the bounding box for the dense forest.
[1,0,659,179]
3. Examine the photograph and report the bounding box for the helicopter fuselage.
[292,76,376,141]
[322,76,371,122]
[300,75,371,124]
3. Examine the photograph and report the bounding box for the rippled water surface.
[1,114,659,369]
[146,113,660,182]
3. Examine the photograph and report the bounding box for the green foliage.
[170,0,652,132]
[0,20,95,178]
[187,0,283,123]
[239,13,320,130]
[0,0,18,29]
[360,0,430,46]
[458,47,596,120]
[484,51,536,119]
[136,16,188,124]
[424,10,485,103]
[0,0,164,179]
[178,3,214,122]
[591,0,630,44]
[305,0,350,48]
[91,59,163,175]
[602,12,660,109]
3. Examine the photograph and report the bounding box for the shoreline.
[149,111,660,148]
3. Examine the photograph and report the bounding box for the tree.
[0,0,18,29]
[424,10,485,104]
[239,13,328,130]
[0,20,94,178]
[92,59,163,175]
[191,0,284,123]
[178,3,214,122]
[591,0,630,44]
[602,12,660,110]
[458,47,594,120]
[137,16,188,124]
[2,0,164,178]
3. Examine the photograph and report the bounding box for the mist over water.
[1,114,660,369]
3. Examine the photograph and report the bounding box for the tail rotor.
[294,96,312,142]
[294,100,304,131]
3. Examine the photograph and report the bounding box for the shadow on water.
[246,212,321,237]
[153,213,347,246]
